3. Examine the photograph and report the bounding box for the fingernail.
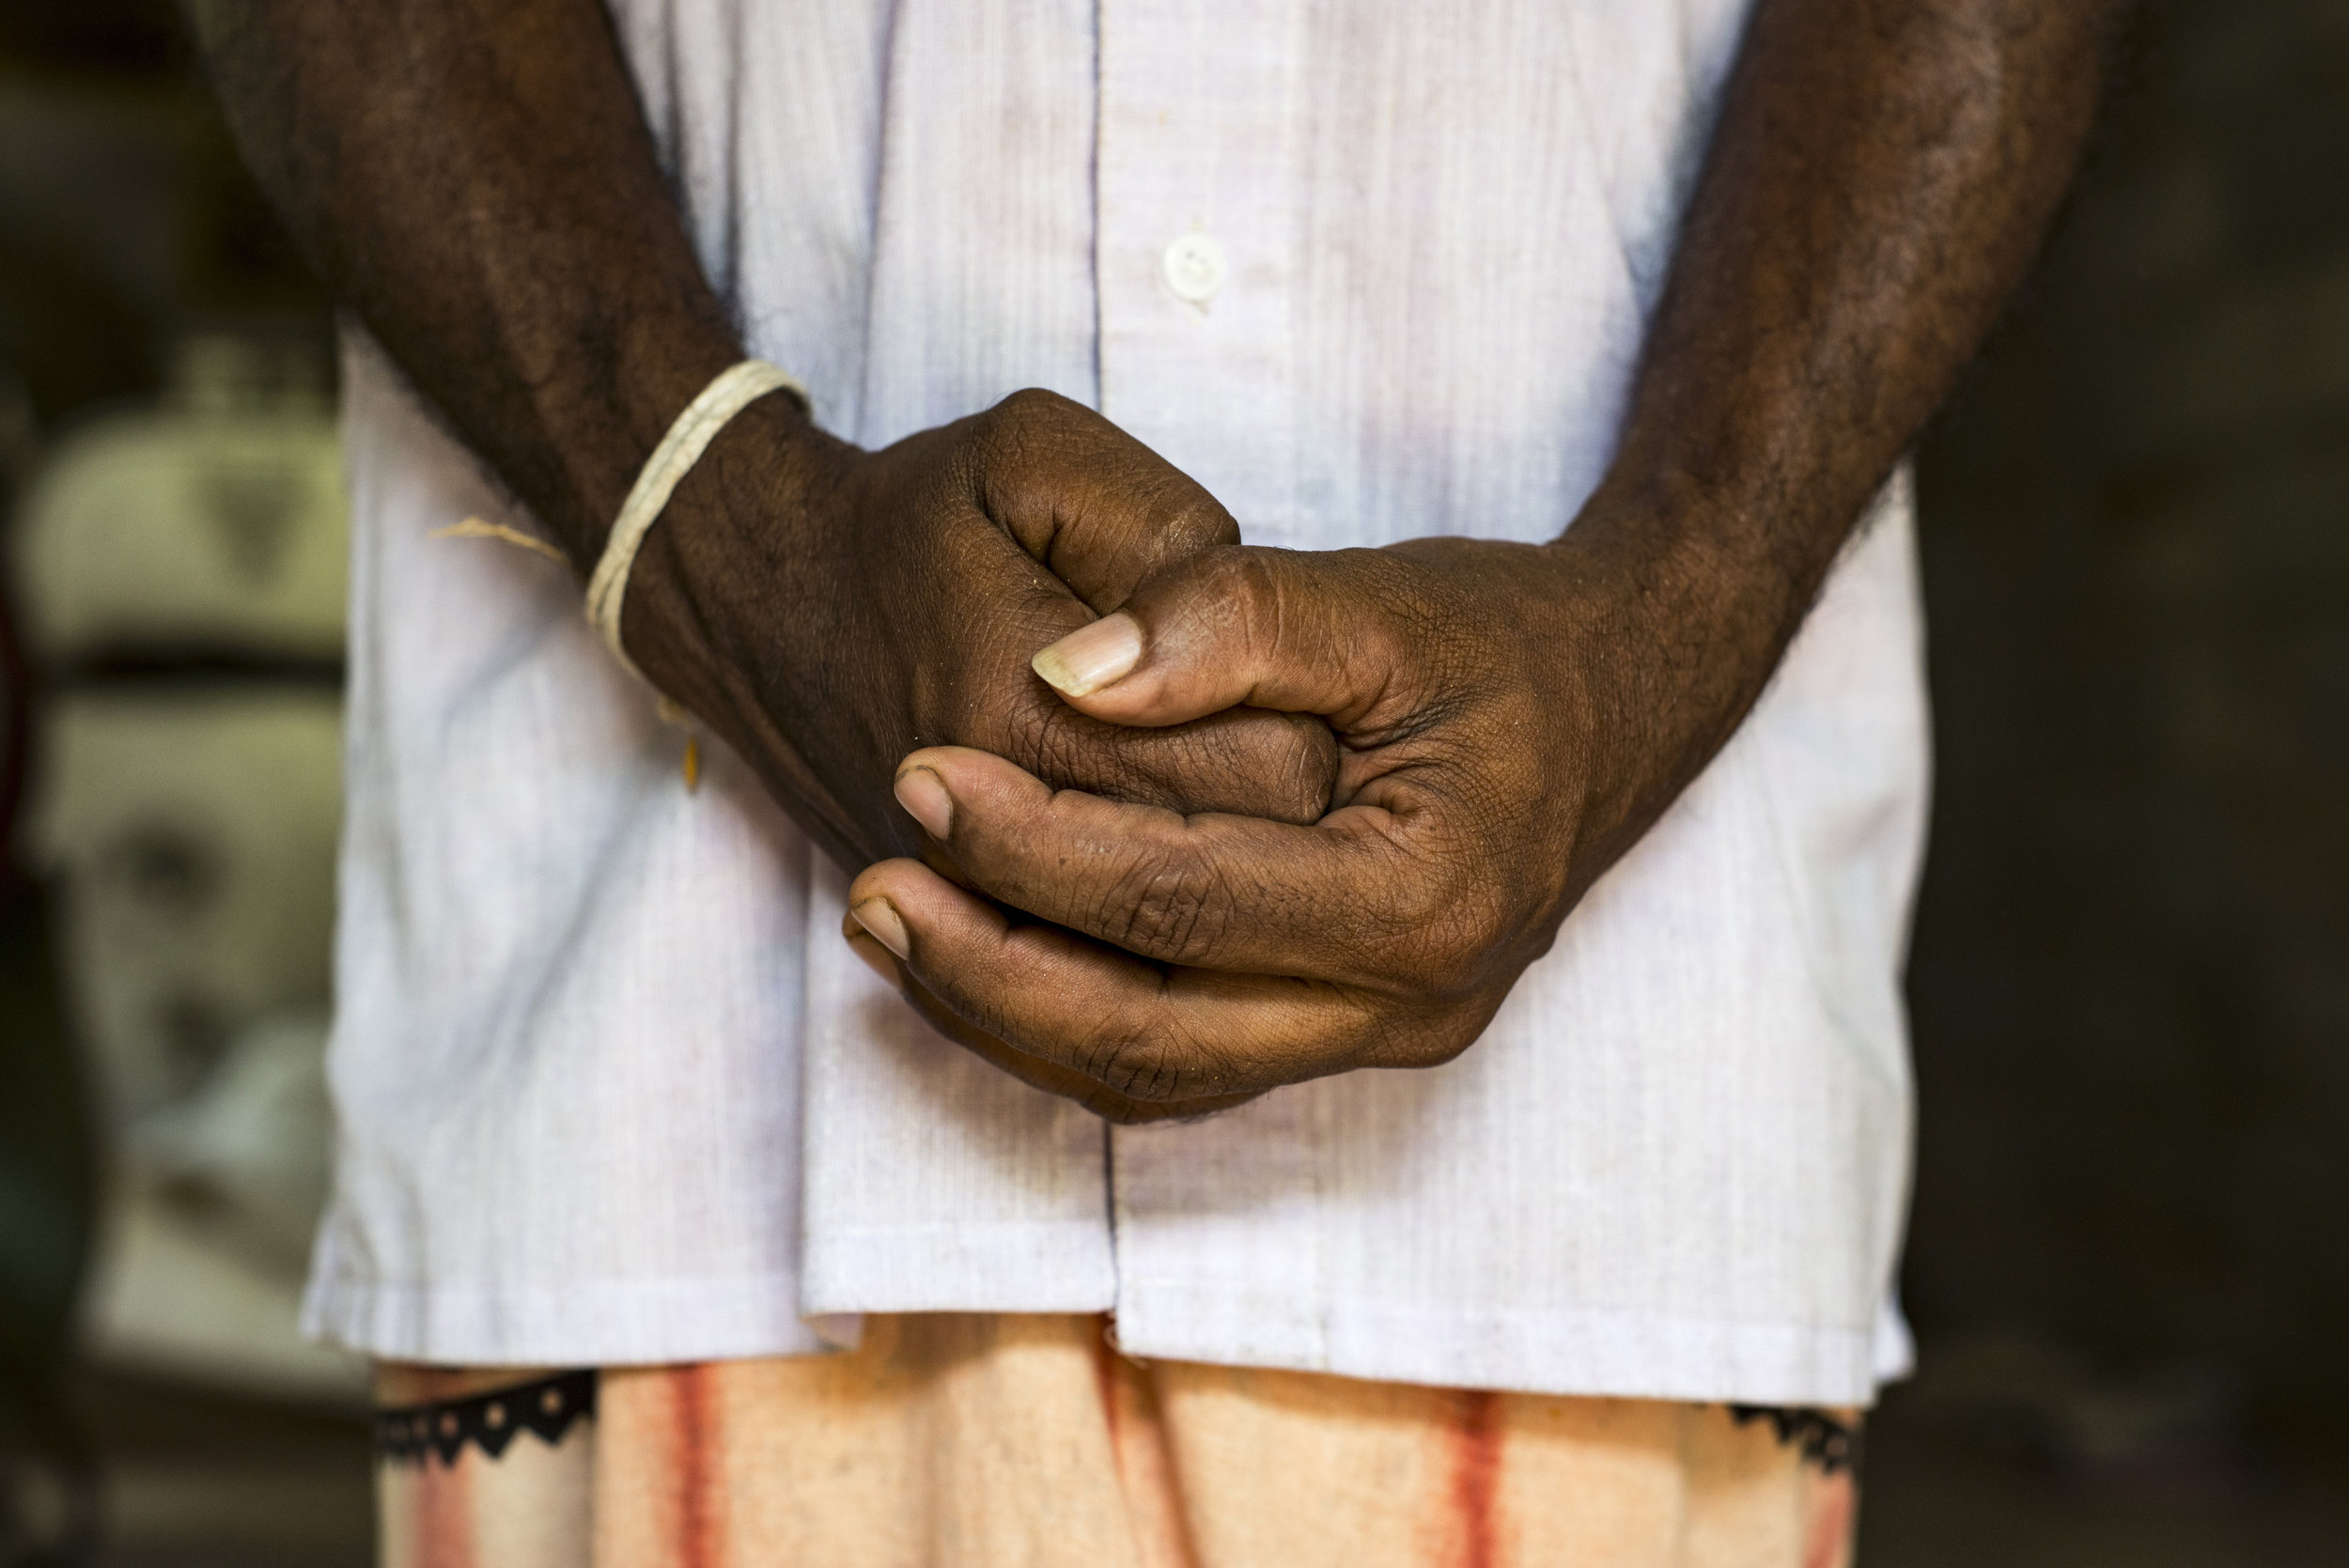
[1033,613,1142,697]
[850,897,910,959]
[894,767,952,839]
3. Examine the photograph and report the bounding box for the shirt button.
[1160,233,1228,303]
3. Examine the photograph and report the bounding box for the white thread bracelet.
[584,359,808,678]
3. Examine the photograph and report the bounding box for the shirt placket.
[1094,0,1305,543]
[1095,0,1326,1350]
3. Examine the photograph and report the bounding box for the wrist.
[1552,464,1836,664]
[612,391,836,719]
[514,315,750,565]
[1533,491,1805,823]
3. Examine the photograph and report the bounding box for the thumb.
[1031,545,1397,729]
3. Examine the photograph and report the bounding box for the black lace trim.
[372,1371,1849,1476]
[377,1369,599,1466]
[1729,1405,1861,1475]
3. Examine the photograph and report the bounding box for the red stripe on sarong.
[1445,1389,1504,1568]
[661,1364,725,1568]
[414,1451,475,1568]
[1804,1470,1858,1568]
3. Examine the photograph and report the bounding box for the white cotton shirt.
[304,0,1929,1406]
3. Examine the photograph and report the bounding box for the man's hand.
[623,387,1335,875]
[186,0,1335,884]
[837,523,1765,1116]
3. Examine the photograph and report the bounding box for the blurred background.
[0,0,2341,1563]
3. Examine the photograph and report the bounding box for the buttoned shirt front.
[305,0,1927,1405]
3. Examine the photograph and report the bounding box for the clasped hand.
[621,385,1717,1124]
[846,531,1702,1123]
[621,388,1338,872]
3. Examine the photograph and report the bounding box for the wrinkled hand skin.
[619,388,1338,876]
[841,531,1716,1122]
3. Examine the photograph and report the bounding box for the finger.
[848,860,1422,1101]
[1006,698,1338,827]
[968,389,1241,613]
[841,910,1254,1124]
[892,745,1442,983]
[936,519,1337,825]
[1030,545,1421,732]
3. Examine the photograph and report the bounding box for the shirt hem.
[1112,1280,1893,1407]
[309,1232,1906,1404]
[301,1268,835,1367]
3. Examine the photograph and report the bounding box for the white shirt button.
[1160,233,1228,303]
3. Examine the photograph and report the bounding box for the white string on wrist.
[584,358,808,679]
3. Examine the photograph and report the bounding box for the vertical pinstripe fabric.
[306,0,1927,1405]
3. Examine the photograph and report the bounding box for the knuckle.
[1186,547,1287,656]
[1128,713,1334,824]
[1066,1020,1183,1103]
[1373,871,1509,998]
[995,385,1069,425]
[1152,495,1240,555]
[965,389,1073,491]
[1401,1013,1486,1071]
[1096,843,1236,967]
[1187,543,1267,601]
[992,388,1087,464]
[1350,998,1485,1074]
[1261,714,1340,822]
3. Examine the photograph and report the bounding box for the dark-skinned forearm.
[184,0,776,568]
[1565,0,2121,858]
